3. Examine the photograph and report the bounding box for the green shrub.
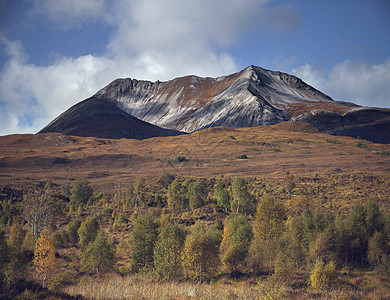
[130,213,158,272]
[174,156,188,163]
[236,154,248,159]
[51,231,65,248]
[114,213,128,227]
[158,173,176,188]
[67,219,81,244]
[70,179,93,205]
[167,179,188,210]
[154,223,186,281]
[325,139,342,144]
[187,179,208,210]
[310,259,336,290]
[216,188,230,212]
[230,177,253,214]
[78,217,99,249]
[48,270,72,290]
[102,207,114,215]
[81,231,116,273]
[88,193,103,206]
[355,142,369,150]
[376,150,390,156]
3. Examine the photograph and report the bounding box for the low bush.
[174,156,188,163]
[102,207,114,215]
[310,260,336,290]
[325,139,342,144]
[48,271,72,290]
[355,142,369,150]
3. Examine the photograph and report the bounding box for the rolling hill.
[2,122,390,192]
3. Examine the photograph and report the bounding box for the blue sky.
[0,0,389,135]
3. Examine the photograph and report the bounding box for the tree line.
[0,174,390,296]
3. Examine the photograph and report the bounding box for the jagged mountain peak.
[93,65,334,133]
[40,65,390,143]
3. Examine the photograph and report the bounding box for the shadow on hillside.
[0,277,84,299]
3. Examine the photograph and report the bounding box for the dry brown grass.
[0,121,389,193]
[64,273,270,300]
[285,100,359,117]
[63,272,390,300]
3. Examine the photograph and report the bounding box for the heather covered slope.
[2,122,390,191]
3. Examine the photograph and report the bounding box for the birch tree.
[23,189,54,239]
[34,234,56,287]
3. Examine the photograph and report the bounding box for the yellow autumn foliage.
[181,223,220,282]
[310,259,336,290]
[33,234,56,287]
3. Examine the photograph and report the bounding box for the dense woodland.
[1,172,390,299]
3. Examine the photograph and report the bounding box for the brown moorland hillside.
[1,121,389,193]
[1,121,390,299]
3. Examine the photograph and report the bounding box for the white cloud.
[0,51,112,135]
[0,35,27,63]
[292,59,390,108]
[291,63,326,91]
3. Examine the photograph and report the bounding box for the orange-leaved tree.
[33,234,56,287]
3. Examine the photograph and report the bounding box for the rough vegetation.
[0,122,390,298]
[0,170,390,298]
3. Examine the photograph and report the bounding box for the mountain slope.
[96,65,333,132]
[41,65,390,143]
[38,97,183,139]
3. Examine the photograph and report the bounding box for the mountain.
[39,97,183,139]
[96,65,333,132]
[40,65,390,143]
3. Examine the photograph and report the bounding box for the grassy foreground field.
[1,121,390,299]
[62,272,390,300]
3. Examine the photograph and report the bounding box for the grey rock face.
[95,65,333,132]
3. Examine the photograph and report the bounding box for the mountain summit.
[40,65,390,143]
[95,65,332,132]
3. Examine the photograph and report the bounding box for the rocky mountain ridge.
[40,65,390,143]
[95,65,333,132]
